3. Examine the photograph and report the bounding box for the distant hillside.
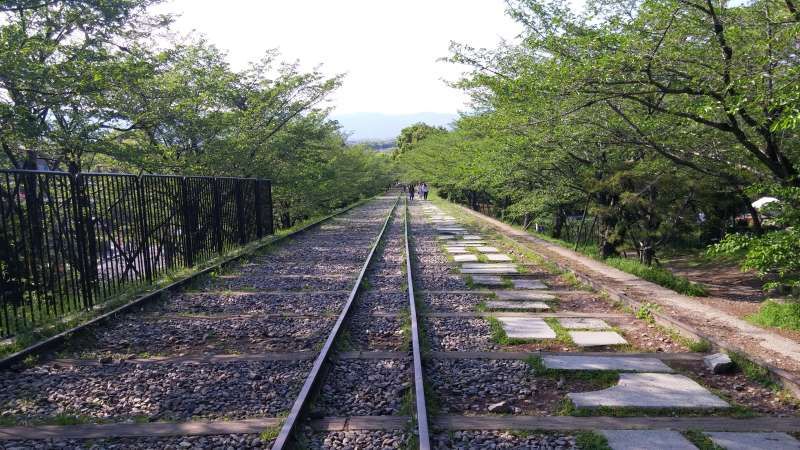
[333,112,457,142]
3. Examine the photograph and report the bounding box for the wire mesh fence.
[0,169,273,338]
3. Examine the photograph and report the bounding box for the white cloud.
[154,0,523,114]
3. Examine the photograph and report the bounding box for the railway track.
[2,192,800,449]
[0,194,409,449]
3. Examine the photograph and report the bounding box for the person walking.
[408,182,416,201]
[421,183,429,200]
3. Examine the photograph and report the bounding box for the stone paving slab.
[461,266,518,275]
[432,414,800,432]
[437,227,466,233]
[469,275,506,286]
[494,291,557,301]
[453,254,479,262]
[497,317,556,339]
[558,318,611,330]
[485,253,512,262]
[568,373,730,409]
[511,279,547,289]
[601,430,697,450]
[476,246,499,253]
[704,432,800,450]
[570,331,628,347]
[542,356,674,372]
[462,263,517,270]
[461,268,518,275]
[445,246,470,254]
[458,242,486,247]
[485,301,550,311]
[462,235,483,240]
[437,235,456,240]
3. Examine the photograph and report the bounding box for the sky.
[155,0,524,116]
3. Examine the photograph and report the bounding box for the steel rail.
[0,194,381,370]
[272,194,401,450]
[404,198,431,449]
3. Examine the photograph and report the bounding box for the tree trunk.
[552,207,565,239]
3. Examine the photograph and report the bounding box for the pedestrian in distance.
[408,182,416,201]
[421,182,429,200]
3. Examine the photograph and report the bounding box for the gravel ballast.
[0,360,311,424]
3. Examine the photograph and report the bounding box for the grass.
[526,356,620,386]
[259,424,282,442]
[728,351,778,389]
[575,431,612,450]
[684,430,724,450]
[603,256,709,297]
[747,300,800,331]
[487,316,537,345]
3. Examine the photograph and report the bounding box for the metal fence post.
[135,176,153,281]
[212,178,223,254]
[234,181,246,245]
[179,177,194,267]
[70,173,94,308]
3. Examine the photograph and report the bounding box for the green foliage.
[748,301,800,331]
[634,303,660,323]
[393,122,447,160]
[688,340,712,353]
[575,431,612,450]
[710,186,800,291]
[683,431,724,450]
[398,0,800,277]
[603,258,709,297]
[728,352,777,388]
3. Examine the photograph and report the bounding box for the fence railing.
[0,169,273,338]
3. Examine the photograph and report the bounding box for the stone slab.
[568,373,730,409]
[704,432,800,450]
[462,235,483,240]
[437,235,456,240]
[462,263,517,269]
[485,253,513,262]
[542,356,674,372]
[511,279,548,290]
[602,430,697,450]
[558,318,612,330]
[570,331,628,347]
[461,263,518,275]
[445,247,470,254]
[470,275,506,286]
[458,242,486,247]
[453,254,479,262]
[461,267,519,275]
[494,291,557,301]
[497,317,556,339]
[486,301,550,311]
[476,246,499,253]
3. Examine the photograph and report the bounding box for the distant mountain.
[332,112,457,142]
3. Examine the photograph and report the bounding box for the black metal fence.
[0,170,273,338]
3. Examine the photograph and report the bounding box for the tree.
[0,0,169,171]
[394,122,447,159]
